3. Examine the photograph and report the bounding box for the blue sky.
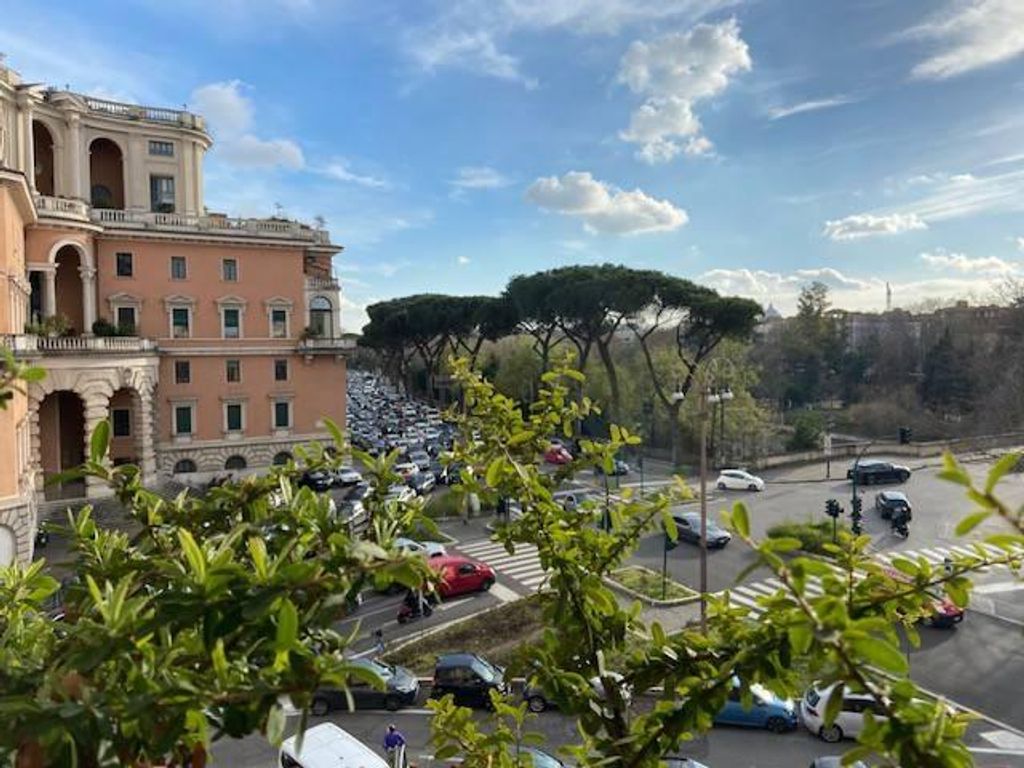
[6,0,1024,328]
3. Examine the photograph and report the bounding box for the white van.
[279,723,390,768]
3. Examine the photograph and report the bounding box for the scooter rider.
[891,504,911,537]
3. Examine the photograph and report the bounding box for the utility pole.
[699,384,709,632]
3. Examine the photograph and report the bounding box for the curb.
[605,567,701,608]
[382,598,526,658]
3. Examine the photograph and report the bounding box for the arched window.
[272,451,292,466]
[309,296,333,338]
[91,184,114,208]
[173,459,197,474]
[224,455,247,470]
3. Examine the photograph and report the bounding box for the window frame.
[272,399,293,431]
[222,307,242,339]
[225,359,242,383]
[270,307,289,339]
[111,408,132,438]
[172,402,196,438]
[174,360,191,385]
[222,258,238,282]
[273,358,289,382]
[170,306,191,339]
[148,140,175,157]
[115,306,137,334]
[170,255,187,281]
[149,174,176,213]
[115,252,133,278]
[223,401,245,435]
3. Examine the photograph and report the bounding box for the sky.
[5,0,1024,329]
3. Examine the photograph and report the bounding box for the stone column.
[16,93,34,190]
[79,264,97,334]
[27,394,44,493]
[136,389,158,482]
[82,394,111,499]
[66,111,83,201]
[42,267,56,318]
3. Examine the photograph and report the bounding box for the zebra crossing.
[455,538,548,593]
[720,542,1024,618]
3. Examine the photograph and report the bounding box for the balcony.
[305,274,341,292]
[90,209,331,244]
[3,334,158,357]
[81,96,205,131]
[297,336,355,355]
[34,195,90,223]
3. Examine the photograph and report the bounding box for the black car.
[874,491,912,521]
[431,653,507,709]
[847,459,911,485]
[311,658,419,714]
[407,471,436,495]
[671,512,732,548]
[298,469,332,492]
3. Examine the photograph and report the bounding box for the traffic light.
[825,498,842,519]
[851,496,862,515]
[898,426,912,445]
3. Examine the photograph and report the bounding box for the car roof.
[430,554,475,567]
[880,491,908,500]
[280,723,388,768]
[436,652,487,667]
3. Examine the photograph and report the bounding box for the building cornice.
[0,169,38,224]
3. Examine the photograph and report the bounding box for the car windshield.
[362,659,394,678]
[471,658,500,682]
[519,748,561,768]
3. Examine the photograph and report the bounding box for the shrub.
[767,519,848,555]
[424,489,465,519]
[787,411,824,451]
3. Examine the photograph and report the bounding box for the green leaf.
[275,599,299,651]
[90,419,110,463]
[178,529,207,583]
[938,452,971,488]
[944,578,970,608]
[265,703,286,746]
[731,502,750,538]
[849,636,908,674]
[955,511,991,537]
[434,745,460,761]
[823,685,844,727]
[211,639,228,685]
[986,452,1022,494]
[788,622,813,655]
[485,457,504,487]
[323,418,345,450]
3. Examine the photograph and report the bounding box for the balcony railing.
[90,209,331,244]
[297,336,355,354]
[34,195,90,222]
[305,274,341,291]
[82,96,205,130]
[3,334,158,355]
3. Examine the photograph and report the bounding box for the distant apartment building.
[0,62,351,565]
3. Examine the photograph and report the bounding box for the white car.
[280,723,388,768]
[334,466,363,485]
[394,536,447,558]
[394,462,419,479]
[385,484,417,504]
[715,469,765,492]
[800,684,885,743]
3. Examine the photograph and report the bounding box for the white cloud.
[768,95,856,121]
[321,161,389,189]
[1017,236,1024,251]
[526,170,688,235]
[919,250,1018,274]
[882,168,1024,223]
[190,80,307,171]
[457,255,471,265]
[450,166,513,189]
[823,213,928,241]
[403,0,733,86]
[905,0,1024,80]
[617,19,751,163]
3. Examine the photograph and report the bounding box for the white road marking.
[490,583,520,603]
[973,581,1024,595]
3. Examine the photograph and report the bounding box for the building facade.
[0,62,351,565]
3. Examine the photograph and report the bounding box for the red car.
[544,445,573,465]
[429,555,496,598]
[882,566,964,628]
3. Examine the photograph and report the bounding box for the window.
[272,451,292,466]
[149,140,174,157]
[309,296,333,338]
[174,360,191,384]
[174,404,193,436]
[116,252,133,277]
[271,308,288,338]
[273,400,291,429]
[170,256,187,280]
[116,306,136,334]
[226,359,241,383]
[225,403,244,433]
[222,308,241,339]
[222,258,238,282]
[150,175,175,213]
[171,307,190,338]
[111,408,131,437]
[224,455,247,470]
[173,459,197,474]
[274,359,288,381]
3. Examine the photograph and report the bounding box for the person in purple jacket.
[384,724,406,764]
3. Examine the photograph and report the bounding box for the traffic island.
[606,565,699,607]
[766,520,850,555]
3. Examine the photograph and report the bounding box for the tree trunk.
[597,339,620,425]
[669,401,684,468]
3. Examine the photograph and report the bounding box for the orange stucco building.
[0,61,350,564]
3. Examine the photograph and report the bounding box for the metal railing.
[297,337,355,353]
[82,96,204,129]
[3,334,158,355]
[305,274,341,291]
[89,209,329,243]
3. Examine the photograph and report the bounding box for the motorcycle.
[891,512,910,539]
[396,592,435,624]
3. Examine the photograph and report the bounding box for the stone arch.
[224,455,247,470]
[89,137,125,209]
[173,459,197,474]
[32,120,56,196]
[47,238,94,270]
[272,451,292,466]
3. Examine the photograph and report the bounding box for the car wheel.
[481,578,494,592]
[819,724,843,743]
[527,695,547,713]
[766,716,789,734]
[900,472,910,483]
[748,483,758,491]
[385,695,402,712]
[311,696,331,717]
[717,482,727,490]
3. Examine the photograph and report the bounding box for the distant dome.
[764,302,782,319]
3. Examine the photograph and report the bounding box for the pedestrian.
[943,556,954,576]
[373,628,385,656]
[383,724,406,765]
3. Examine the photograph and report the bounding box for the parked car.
[332,466,363,486]
[516,748,564,768]
[311,658,419,714]
[409,450,432,472]
[299,469,333,492]
[394,462,420,479]
[847,459,911,485]
[337,500,368,533]
[874,490,912,521]
[430,555,496,597]
[407,471,436,495]
[715,469,765,492]
[395,537,447,558]
[431,653,508,708]
[880,566,964,627]
[594,458,630,476]
[524,672,631,713]
[279,722,388,768]
[544,445,573,465]
[801,684,885,743]
[713,678,797,733]
[385,484,417,504]
[670,511,732,548]
[809,758,868,768]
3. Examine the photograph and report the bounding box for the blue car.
[714,679,798,733]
